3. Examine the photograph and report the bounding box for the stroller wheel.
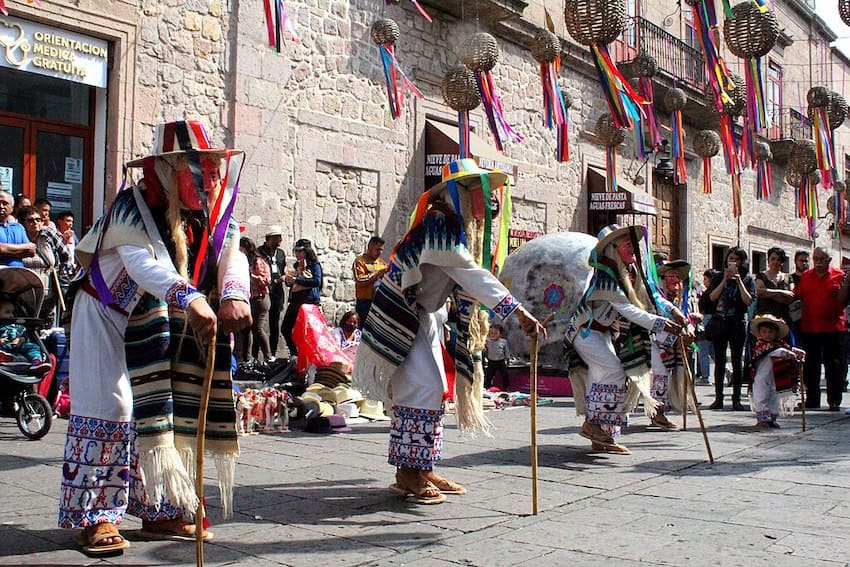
[15,393,52,440]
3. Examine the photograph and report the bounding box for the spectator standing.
[10,193,30,223]
[258,226,286,355]
[754,246,794,322]
[19,205,70,325]
[794,247,850,410]
[0,191,35,267]
[33,197,57,230]
[696,269,718,385]
[281,238,323,359]
[353,236,388,325]
[54,211,77,288]
[237,237,272,362]
[707,247,754,411]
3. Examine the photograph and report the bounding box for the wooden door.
[650,174,679,259]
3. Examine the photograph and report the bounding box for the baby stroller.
[0,267,55,440]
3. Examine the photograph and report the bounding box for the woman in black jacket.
[706,247,754,410]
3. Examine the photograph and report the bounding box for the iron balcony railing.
[627,17,705,89]
[766,107,811,141]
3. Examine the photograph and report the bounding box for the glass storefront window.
[0,67,90,125]
[35,131,85,236]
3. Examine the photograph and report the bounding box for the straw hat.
[750,314,789,339]
[125,120,243,167]
[593,224,641,256]
[332,385,363,405]
[357,399,390,421]
[427,158,508,197]
[657,260,691,282]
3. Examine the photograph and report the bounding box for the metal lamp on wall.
[654,139,675,181]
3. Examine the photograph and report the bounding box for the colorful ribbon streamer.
[701,156,713,194]
[756,156,772,200]
[813,107,837,190]
[834,190,845,240]
[671,109,687,184]
[605,146,618,193]
[636,77,662,158]
[377,43,423,120]
[473,70,524,151]
[264,0,301,52]
[590,44,647,129]
[794,174,819,238]
[386,0,432,22]
[744,56,768,134]
[538,57,569,162]
[458,111,472,159]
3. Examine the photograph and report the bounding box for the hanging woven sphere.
[810,169,822,186]
[755,141,772,162]
[836,180,847,193]
[460,32,499,72]
[830,91,849,128]
[370,18,400,45]
[723,1,780,59]
[807,86,831,108]
[531,29,561,63]
[693,130,721,158]
[788,140,818,174]
[441,65,481,112]
[842,0,850,27]
[564,0,627,46]
[665,88,687,112]
[785,167,802,188]
[704,72,745,117]
[633,52,657,78]
[595,113,626,147]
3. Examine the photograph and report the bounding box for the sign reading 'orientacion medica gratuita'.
[0,14,108,88]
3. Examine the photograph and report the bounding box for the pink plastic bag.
[293,305,353,373]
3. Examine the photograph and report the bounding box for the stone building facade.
[1,0,849,329]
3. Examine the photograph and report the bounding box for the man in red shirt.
[794,247,850,410]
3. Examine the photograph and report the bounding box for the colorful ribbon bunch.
[590,44,647,130]
[834,190,845,240]
[539,58,569,162]
[377,43,423,120]
[263,0,301,52]
[605,146,618,193]
[635,78,662,159]
[812,107,837,189]
[670,109,687,184]
[479,174,513,275]
[386,0,432,22]
[474,70,524,151]
[756,155,772,200]
[701,156,713,195]
[458,111,472,159]
[743,57,768,135]
[794,174,819,238]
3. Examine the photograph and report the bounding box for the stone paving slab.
[2,385,850,566]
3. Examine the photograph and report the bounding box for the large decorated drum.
[498,232,597,368]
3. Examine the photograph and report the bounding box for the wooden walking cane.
[799,362,806,432]
[529,314,552,516]
[195,340,216,567]
[681,346,688,431]
[680,337,714,464]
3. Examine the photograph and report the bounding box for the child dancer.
[749,314,804,428]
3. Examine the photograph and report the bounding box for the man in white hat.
[58,120,251,555]
[355,158,544,505]
[258,225,286,357]
[566,225,685,454]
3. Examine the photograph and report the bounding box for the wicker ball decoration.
[531,29,561,63]
[595,113,626,147]
[810,169,822,186]
[704,72,745,116]
[460,32,499,72]
[441,65,481,112]
[807,86,830,108]
[788,140,818,174]
[370,18,400,45]
[664,88,687,112]
[829,91,849,128]
[785,167,802,188]
[755,140,772,162]
[564,0,627,46]
[693,130,721,158]
[723,1,779,59]
[841,0,850,27]
[633,52,657,78]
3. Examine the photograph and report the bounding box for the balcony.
[419,0,528,23]
[614,17,705,90]
[767,108,811,165]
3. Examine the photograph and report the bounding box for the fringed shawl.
[355,206,482,424]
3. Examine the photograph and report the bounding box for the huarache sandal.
[650,414,680,430]
[74,522,129,556]
[579,421,611,444]
[138,518,214,542]
[423,472,467,495]
[590,440,632,455]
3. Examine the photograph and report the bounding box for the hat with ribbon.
[750,314,789,339]
[593,224,642,257]
[357,399,390,421]
[427,158,508,197]
[657,260,691,282]
[126,120,243,167]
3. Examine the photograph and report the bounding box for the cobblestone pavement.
[1,385,849,566]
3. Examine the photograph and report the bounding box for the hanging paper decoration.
[441,65,482,159]
[754,141,773,200]
[723,2,779,137]
[385,0,432,22]
[693,130,720,195]
[595,113,627,193]
[564,0,646,130]
[263,0,301,51]
[460,32,524,151]
[370,18,423,120]
[532,29,570,162]
[806,87,846,189]
[664,88,688,185]
[631,52,662,158]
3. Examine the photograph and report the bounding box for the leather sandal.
[138,518,213,542]
[73,522,129,556]
[423,472,466,495]
[390,470,447,504]
[651,414,680,430]
[579,421,612,444]
[590,440,632,455]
